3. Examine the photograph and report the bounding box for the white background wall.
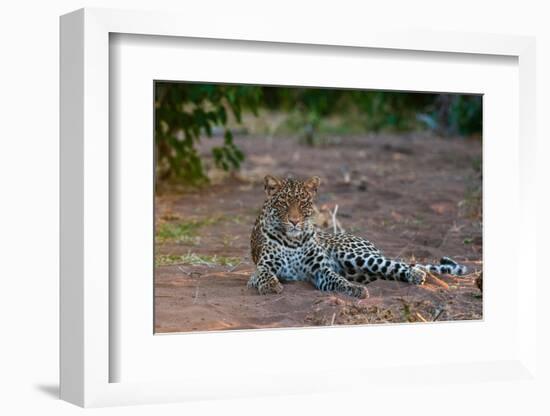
[1,1,548,415]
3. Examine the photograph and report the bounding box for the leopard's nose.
[289,218,299,226]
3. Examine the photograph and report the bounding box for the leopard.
[248,175,467,298]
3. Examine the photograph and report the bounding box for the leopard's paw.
[257,278,284,295]
[348,284,369,299]
[409,266,426,285]
[247,274,258,289]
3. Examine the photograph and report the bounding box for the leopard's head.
[262,175,320,238]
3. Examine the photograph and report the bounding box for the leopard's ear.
[304,176,321,196]
[264,175,283,197]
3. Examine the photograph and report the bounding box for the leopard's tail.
[418,257,467,276]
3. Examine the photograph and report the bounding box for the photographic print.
[154,83,482,333]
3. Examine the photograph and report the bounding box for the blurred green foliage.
[155,82,481,184]
[155,83,262,184]
[445,95,483,136]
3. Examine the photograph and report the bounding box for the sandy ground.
[155,133,482,333]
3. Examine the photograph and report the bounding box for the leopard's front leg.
[247,263,284,295]
[313,267,369,299]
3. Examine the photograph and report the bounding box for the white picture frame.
[60,7,538,408]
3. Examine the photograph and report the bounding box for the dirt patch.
[155,133,482,333]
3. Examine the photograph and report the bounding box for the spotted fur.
[248,175,467,298]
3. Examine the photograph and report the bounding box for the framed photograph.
[60,7,538,408]
[152,80,482,334]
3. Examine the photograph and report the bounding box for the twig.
[177,265,202,279]
[424,269,450,289]
[331,204,339,234]
[330,312,337,326]
[330,204,345,234]
[415,312,428,322]
[433,308,445,322]
[228,260,244,272]
[260,296,285,306]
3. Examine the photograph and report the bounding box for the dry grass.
[155,252,241,267]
